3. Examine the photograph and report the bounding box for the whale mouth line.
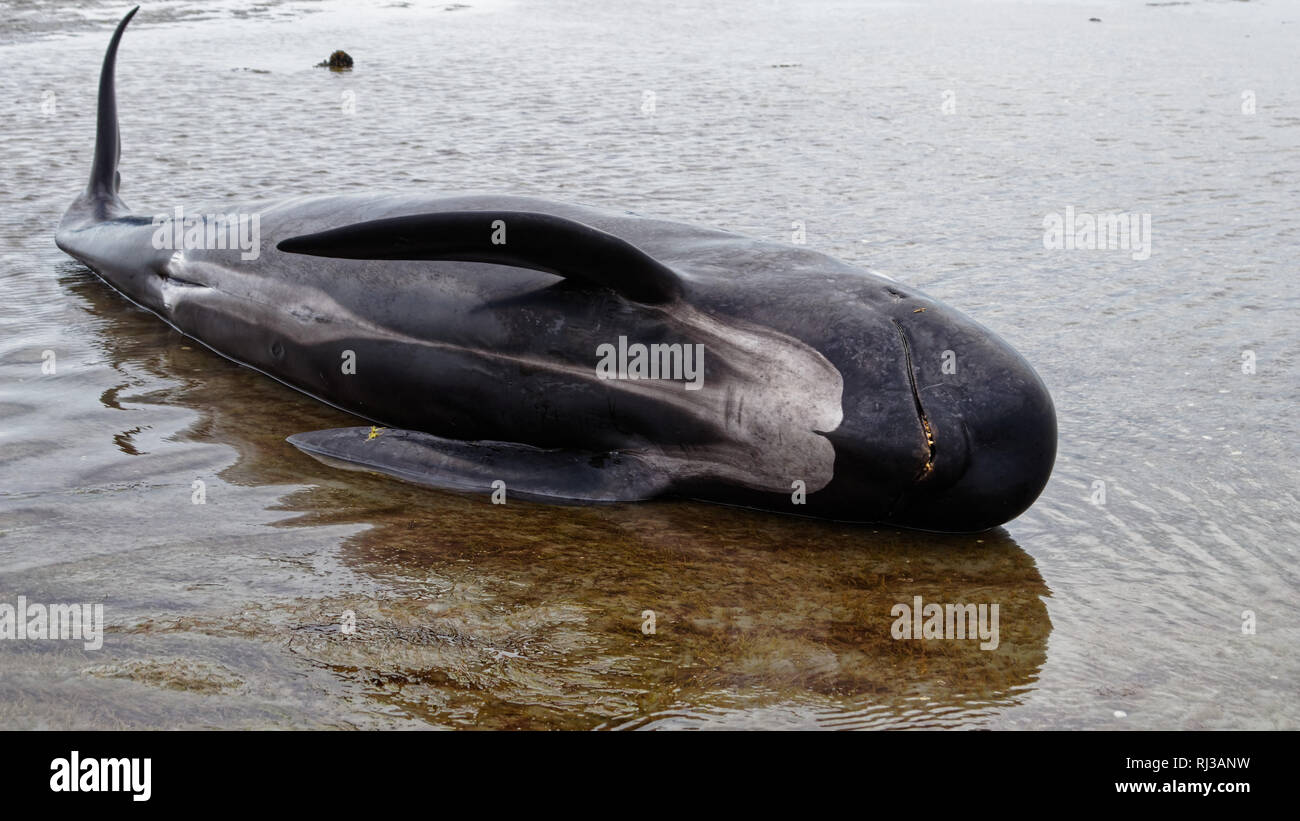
[891,319,936,483]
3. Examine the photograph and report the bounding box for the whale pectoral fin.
[286,427,675,503]
[275,210,682,304]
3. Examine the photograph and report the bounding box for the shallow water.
[0,0,1296,729]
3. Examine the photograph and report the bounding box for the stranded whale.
[56,8,1056,532]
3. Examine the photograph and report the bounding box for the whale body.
[56,8,1056,532]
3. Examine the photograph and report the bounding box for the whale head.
[799,279,1057,532]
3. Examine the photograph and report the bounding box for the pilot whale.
[56,8,1056,532]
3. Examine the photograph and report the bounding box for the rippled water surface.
[1,0,1296,729]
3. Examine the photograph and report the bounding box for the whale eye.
[270,340,285,359]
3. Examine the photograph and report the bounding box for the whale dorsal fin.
[276,210,683,304]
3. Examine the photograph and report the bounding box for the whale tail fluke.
[62,6,138,231]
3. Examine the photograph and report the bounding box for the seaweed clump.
[316,50,354,71]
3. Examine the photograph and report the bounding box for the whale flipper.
[275,210,683,304]
[286,427,676,503]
